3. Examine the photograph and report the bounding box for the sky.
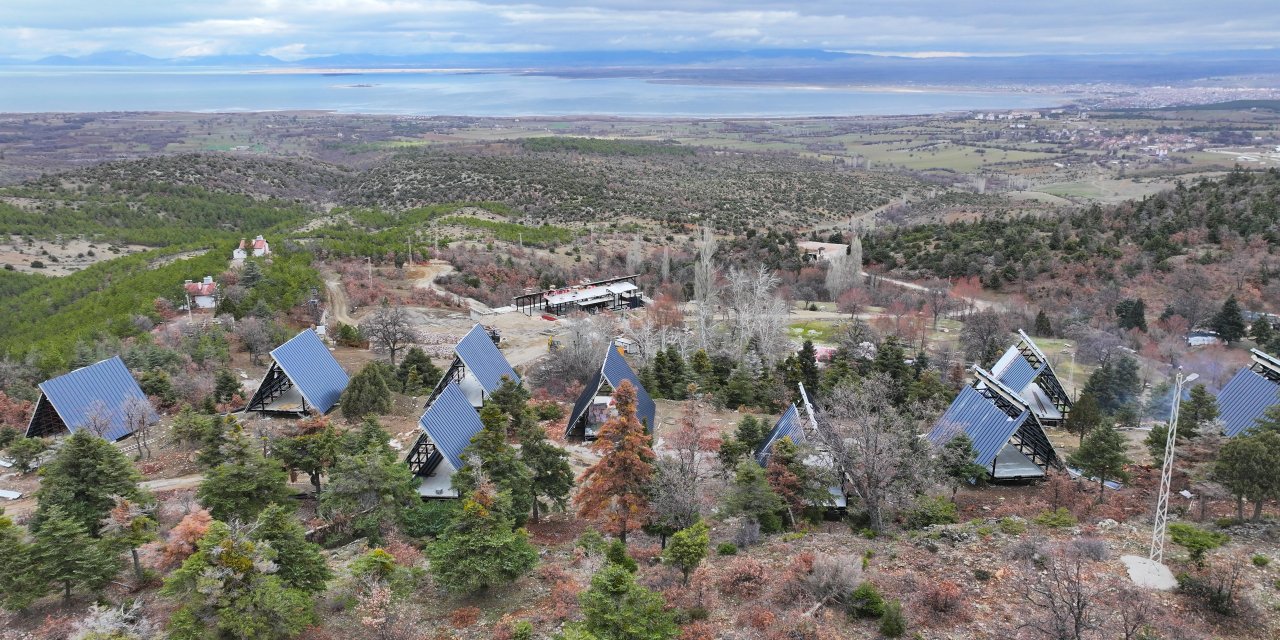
[1,1,1278,60]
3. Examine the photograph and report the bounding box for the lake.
[0,68,1069,117]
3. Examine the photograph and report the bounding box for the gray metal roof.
[418,382,486,471]
[270,329,349,414]
[602,347,657,432]
[756,404,804,466]
[1217,367,1280,437]
[927,386,1029,467]
[565,368,606,437]
[999,356,1041,392]
[456,324,519,395]
[31,356,154,441]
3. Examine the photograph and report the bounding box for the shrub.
[973,568,992,581]
[904,496,958,529]
[1168,523,1229,567]
[879,599,907,637]
[448,606,481,628]
[1033,507,1077,528]
[1072,537,1109,562]
[1177,572,1238,616]
[848,581,885,618]
[533,401,565,421]
[999,517,1027,535]
[922,580,962,613]
[1252,555,1269,567]
[717,542,738,556]
[606,539,638,573]
[976,525,994,538]
[398,499,459,539]
[796,554,862,610]
[511,621,533,640]
[719,557,768,598]
[738,605,776,630]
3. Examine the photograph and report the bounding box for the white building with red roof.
[233,235,271,261]
[184,276,219,310]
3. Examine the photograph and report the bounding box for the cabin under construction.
[1217,348,1280,438]
[513,274,643,316]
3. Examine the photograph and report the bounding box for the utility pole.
[407,233,413,267]
[1150,370,1198,564]
[366,256,373,287]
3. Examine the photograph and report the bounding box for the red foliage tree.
[574,381,655,544]
[0,391,33,431]
[160,508,214,569]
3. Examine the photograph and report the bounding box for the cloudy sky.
[1,0,1277,59]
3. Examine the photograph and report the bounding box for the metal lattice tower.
[1149,371,1197,563]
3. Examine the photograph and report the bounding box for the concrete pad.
[1121,555,1178,590]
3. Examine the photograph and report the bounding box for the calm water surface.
[0,68,1068,116]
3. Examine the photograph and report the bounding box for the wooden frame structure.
[513,274,643,316]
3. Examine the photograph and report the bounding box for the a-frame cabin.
[987,330,1073,428]
[423,324,519,410]
[564,345,657,439]
[25,356,155,442]
[1217,348,1280,438]
[407,382,487,499]
[247,329,349,415]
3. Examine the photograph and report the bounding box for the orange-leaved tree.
[575,380,655,544]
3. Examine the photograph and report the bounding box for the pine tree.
[31,505,120,600]
[664,345,687,400]
[454,404,534,525]
[33,429,143,536]
[251,504,332,593]
[724,460,785,534]
[1251,317,1275,346]
[341,361,393,422]
[662,520,709,585]
[197,424,292,522]
[272,417,339,494]
[1034,310,1052,337]
[577,562,679,640]
[397,347,441,393]
[100,496,157,583]
[1115,298,1148,332]
[427,484,538,593]
[1067,423,1132,502]
[214,368,242,402]
[690,349,712,387]
[1179,384,1218,440]
[0,513,45,611]
[163,521,315,640]
[516,408,574,524]
[321,426,419,542]
[1145,423,1170,465]
[576,381,655,544]
[938,433,988,498]
[1214,431,1280,522]
[651,349,670,399]
[1065,393,1103,445]
[797,340,821,394]
[1211,295,1247,344]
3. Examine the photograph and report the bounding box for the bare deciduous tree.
[812,374,932,532]
[82,400,113,439]
[360,304,420,366]
[542,312,615,386]
[960,309,1007,367]
[1019,547,1102,640]
[824,249,863,300]
[123,396,157,460]
[724,265,789,366]
[234,316,273,366]
[799,554,864,616]
[922,279,956,329]
[649,404,716,543]
[693,227,719,351]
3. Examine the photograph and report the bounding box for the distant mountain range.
[3,48,1278,86]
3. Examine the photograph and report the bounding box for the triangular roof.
[1217,349,1280,437]
[27,356,153,441]
[565,346,657,436]
[264,329,349,414]
[987,330,1071,422]
[927,386,1030,468]
[417,383,487,471]
[455,324,519,395]
[756,404,804,466]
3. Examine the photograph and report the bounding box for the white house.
[233,235,271,261]
[184,276,218,310]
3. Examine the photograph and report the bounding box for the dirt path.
[323,274,357,326]
[409,260,490,312]
[1,473,205,519]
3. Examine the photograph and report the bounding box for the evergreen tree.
[724,460,785,534]
[576,381,655,544]
[662,520,709,585]
[797,340,821,394]
[577,562,679,640]
[33,429,143,536]
[214,368,242,403]
[1251,317,1275,346]
[163,521,315,640]
[251,504,331,593]
[100,496,157,582]
[340,361,393,422]
[0,512,45,611]
[197,424,292,522]
[605,539,638,573]
[1064,393,1103,445]
[396,347,442,393]
[938,433,988,499]
[872,336,911,405]
[1115,298,1148,332]
[1214,431,1280,522]
[651,350,670,399]
[1179,384,1218,440]
[690,349,712,388]
[517,408,574,524]
[734,415,766,453]
[320,424,418,542]
[1067,423,1132,502]
[272,417,339,494]
[723,365,758,409]
[1211,295,1247,344]
[426,484,538,594]
[30,506,120,600]
[1034,310,1052,337]
[454,404,535,525]
[663,345,687,400]
[1145,423,1170,465]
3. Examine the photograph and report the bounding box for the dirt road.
[1,473,205,519]
[409,260,490,312]
[323,275,357,326]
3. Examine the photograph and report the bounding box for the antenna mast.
[1150,371,1196,564]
